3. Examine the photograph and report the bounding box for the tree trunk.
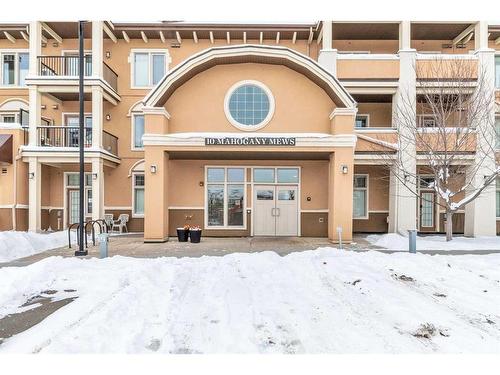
[445,210,453,242]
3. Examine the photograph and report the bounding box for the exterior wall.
[356,103,392,127]
[165,63,334,134]
[336,59,400,80]
[353,165,390,233]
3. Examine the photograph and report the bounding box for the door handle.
[275,208,280,217]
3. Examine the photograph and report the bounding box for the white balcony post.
[318,21,338,75]
[91,86,104,149]
[28,22,42,147]
[28,21,41,76]
[91,21,104,78]
[91,157,104,221]
[28,157,41,232]
[464,21,497,236]
[389,22,417,234]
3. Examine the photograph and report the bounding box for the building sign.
[205,137,296,146]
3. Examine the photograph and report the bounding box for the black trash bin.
[189,229,202,243]
[176,228,189,242]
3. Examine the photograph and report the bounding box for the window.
[224,80,275,130]
[1,52,29,87]
[66,173,92,187]
[419,176,435,189]
[253,168,275,183]
[253,167,299,184]
[496,177,500,218]
[418,115,436,128]
[66,173,92,217]
[132,114,145,149]
[0,113,16,123]
[496,117,500,150]
[277,168,299,183]
[495,55,500,89]
[132,51,168,88]
[353,175,368,219]
[133,174,145,216]
[206,167,245,228]
[355,115,369,128]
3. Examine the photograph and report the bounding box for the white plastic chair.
[104,214,114,231]
[112,214,129,234]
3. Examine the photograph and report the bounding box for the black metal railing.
[36,126,92,148]
[103,62,118,92]
[38,55,118,92]
[38,55,92,77]
[103,130,118,156]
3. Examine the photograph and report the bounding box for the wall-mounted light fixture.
[52,104,58,110]
[105,51,111,59]
[341,165,348,174]
[105,114,111,121]
[92,173,98,180]
[150,165,157,174]
[28,172,35,179]
[199,181,204,187]
[41,104,46,110]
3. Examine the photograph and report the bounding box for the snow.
[0,231,73,262]
[0,249,499,353]
[367,233,500,251]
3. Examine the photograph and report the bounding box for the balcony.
[25,126,118,157]
[336,54,400,81]
[37,55,118,92]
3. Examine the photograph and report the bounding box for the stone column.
[28,157,41,232]
[91,158,104,221]
[318,20,338,75]
[464,21,497,236]
[328,149,355,243]
[143,110,170,242]
[388,21,417,234]
[144,148,169,242]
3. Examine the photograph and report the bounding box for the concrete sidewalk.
[1,234,499,269]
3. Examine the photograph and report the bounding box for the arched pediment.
[143,45,356,109]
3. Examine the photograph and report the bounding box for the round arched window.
[224,80,275,131]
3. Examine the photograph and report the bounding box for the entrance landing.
[1,235,375,268]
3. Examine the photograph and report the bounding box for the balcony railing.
[29,126,119,157]
[37,55,118,92]
[37,126,92,148]
[103,62,118,92]
[38,55,92,77]
[103,130,118,156]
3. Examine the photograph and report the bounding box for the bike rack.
[68,222,88,249]
[68,219,109,249]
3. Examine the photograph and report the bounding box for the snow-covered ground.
[0,231,75,262]
[367,233,500,251]
[0,249,499,353]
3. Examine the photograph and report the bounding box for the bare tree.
[386,57,499,241]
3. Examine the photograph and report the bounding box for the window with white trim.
[132,114,145,149]
[133,173,145,216]
[496,117,500,150]
[0,113,16,123]
[66,173,93,216]
[206,167,245,228]
[353,175,368,219]
[132,51,168,88]
[1,52,29,87]
[495,55,500,89]
[355,115,369,128]
[496,177,500,218]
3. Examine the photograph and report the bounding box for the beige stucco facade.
[0,20,499,241]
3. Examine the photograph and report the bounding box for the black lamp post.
[75,20,88,256]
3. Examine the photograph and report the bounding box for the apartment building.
[0,21,499,242]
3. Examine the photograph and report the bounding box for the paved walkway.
[1,234,499,269]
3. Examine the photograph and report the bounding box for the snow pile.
[367,233,500,251]
[0,249,499,353]
[0,231,73,262]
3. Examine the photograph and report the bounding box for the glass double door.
[253,185,298,236]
